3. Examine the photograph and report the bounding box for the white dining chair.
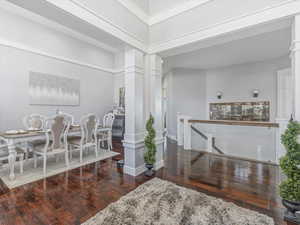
[98,113,114,151]
[22,114,46,159]
[58,112,80,145]
[57,112,74,125]
[33,115,71,175]
[69,114,99,163]
[0,137,24,176]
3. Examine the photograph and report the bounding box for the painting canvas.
[119,87,125,108]
[29,72,80,106]
[209,101,270,121]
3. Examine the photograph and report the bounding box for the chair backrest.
[44,115,71,152]
[23,114,45,130]
[0,137,8,157]
[58,112,74,125]
[103,113,115,128]
[80,114,98,145]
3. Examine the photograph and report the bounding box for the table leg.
[109,129,112,151]
[7,140,16,180]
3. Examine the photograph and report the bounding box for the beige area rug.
[0,150,119,189]
[83,178,274,225]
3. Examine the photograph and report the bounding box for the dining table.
[0,125,112,180]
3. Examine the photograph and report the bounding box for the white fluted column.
[291,15,300,120]
[145,54,164,170]
[123,48,145,176]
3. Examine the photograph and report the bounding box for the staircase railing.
[191,125,224,154]
[177,113,282,162]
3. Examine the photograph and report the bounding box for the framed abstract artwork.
[29,72,80,106]
[209,101,270,122]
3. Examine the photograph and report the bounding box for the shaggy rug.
[83,178,274,225]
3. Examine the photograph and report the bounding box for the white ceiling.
[129,0,149,14]
[127,0,191,16]
[163,28,291,71]
[149,0,190,16]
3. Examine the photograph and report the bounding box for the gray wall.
[0,45,114,130]
[0,7,114,131]
[205,57,290,121]
[164,68,207,138]
[164,56,290,162]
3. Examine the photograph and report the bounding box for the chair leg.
[65,151,69,167]
[69,145,73,161]
[109,138,112,151]
[95,145,98,157]
[98,140,101,151]
[43,155,47,176]
[34,153,37,168]
[19,154,24,174]
[25,142,29,161]
[80,147,83,163]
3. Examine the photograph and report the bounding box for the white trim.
[149,0,214,26]
[53,0,148,52]
[149,0,300,54]
[113,69,125,75]
[116,0,214,26]
[0,38,117,73]
[117,0,149,24]
[124,164,146,176]
[0,0,119,54]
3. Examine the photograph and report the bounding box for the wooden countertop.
[182,119,279,128]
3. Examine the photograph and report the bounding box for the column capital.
[125,65,144,75]
[290,40,300,54]
[149,54,163,76]
[125,48,144,70]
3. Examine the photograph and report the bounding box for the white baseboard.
[124,160,165,177]
[123,164,146,176]
[155,160,164,170]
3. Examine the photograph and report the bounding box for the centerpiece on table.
[280,119,300,224]
[144,114,156,177]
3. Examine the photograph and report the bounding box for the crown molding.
[64,0,148,52]
[149,0,300,54]
[149,0,214,26]
[116,0,214,26]
[0,0,120,54]
[0,38,117,74]
[117,0,149,24]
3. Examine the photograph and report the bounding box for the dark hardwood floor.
[0,139,294,225]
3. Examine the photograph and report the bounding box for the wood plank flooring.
[0,139,295,225]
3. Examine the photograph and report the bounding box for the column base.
[123,136,165,177]
[123,139,145,177]
[124,164,146,176]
